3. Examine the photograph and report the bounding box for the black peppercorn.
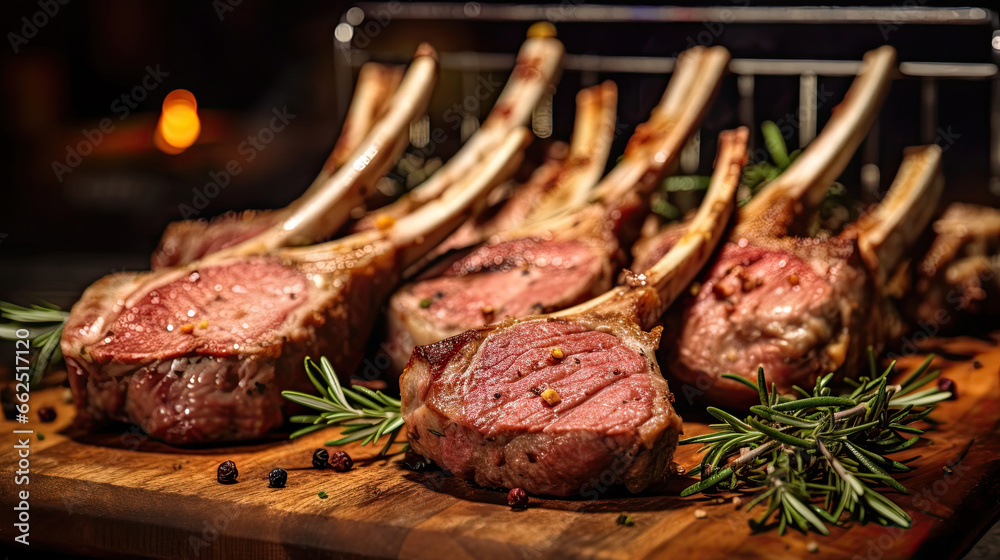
[217,460,238,484]
[937,377,958,400]
[268,468,287,488]
[312,448,330,469]
[403,449,432,471]
[38,407,57,423]
[507,487,528,509]
[329,451,353,472]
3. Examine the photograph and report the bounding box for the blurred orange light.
[155,89,200,154]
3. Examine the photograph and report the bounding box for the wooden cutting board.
[2,335,999,559]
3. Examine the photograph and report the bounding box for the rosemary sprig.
[680,348,950,535]
[281,356,406,456]
[0,301,69,385]
[738,120,800,206]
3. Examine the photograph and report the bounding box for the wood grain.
[2,336,999,559]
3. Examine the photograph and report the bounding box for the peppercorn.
[540,388,561,406]
[329,451,353,472]
[38,406,57,423]
[507,487,528,509]
[268,468,287,488]
[403,449,432,471]
[312,448,330,469]
[217,460,238,484]
[937,377,958,400]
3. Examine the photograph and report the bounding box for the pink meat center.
[413,238,602,327]
[90,259,307,363]
[446,321,654,438]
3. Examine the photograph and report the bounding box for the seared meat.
[152,62,405,269]
[388,46,730,371]
[401,128,747,496]
[908,203,1000,329]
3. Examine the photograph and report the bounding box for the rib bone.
[847,144,943,287]
[420,81,619,266]
[352,35,565,231]
[151,59,416,269]
[243,44,439,253]
[591,46,730,204]
[737,45,896,238]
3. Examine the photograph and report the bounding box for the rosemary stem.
[731,440,779,470]
[833,402,868,421]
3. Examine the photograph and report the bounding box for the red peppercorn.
[217,460,238,484]
[38,407,57,423]
[507,487,528,509]
[937,378,958,400]
[329,451,353,472]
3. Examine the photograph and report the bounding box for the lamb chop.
[633,47,947,408]
[151,59,411,269]
[351,31,565,233]
[400,128,747,497]
[907,203,1000,329]
[387,46,730,370]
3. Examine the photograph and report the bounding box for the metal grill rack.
[332,4,1000,202]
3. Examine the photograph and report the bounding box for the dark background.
[0,0,996,305]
